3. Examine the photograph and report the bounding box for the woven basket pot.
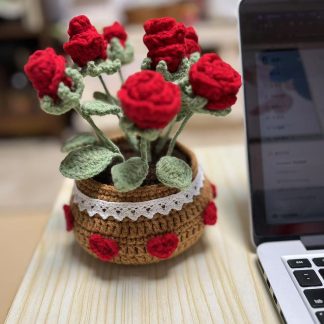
[69,141,215,265]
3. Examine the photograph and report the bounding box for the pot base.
[71,178,212,265]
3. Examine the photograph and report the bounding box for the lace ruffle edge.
[72,165,204,221]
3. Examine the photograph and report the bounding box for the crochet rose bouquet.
[24,15,241,264]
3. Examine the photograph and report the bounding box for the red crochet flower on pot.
[211,183,217,199]
[64,15,107,67]
[147,233,179,259]
[185,26,201,56]
[63,204,74,231]
[89,234,119,261]
[203,201,218,225]
[143,17,186,72]
[24,48,72,100]
[103,22,127,46]
[118,70,181,129]
[189,53,242,110]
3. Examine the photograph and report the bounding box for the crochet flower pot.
[24,15,241,265]
[68,139,214,264]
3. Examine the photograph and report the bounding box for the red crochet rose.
[67,15,96,36]
[189,53,242,110]
[64,15,107,67]
[118,70,181,129]
[203,201,218,225]
[143,17,186,72]
[147,233,179,259]
[89,234,119,261]
[103,22,127,46]
[63,204,74,231]
[185,26,201,56]
[24,48,72,100]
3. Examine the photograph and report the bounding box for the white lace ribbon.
[72,165,204,221]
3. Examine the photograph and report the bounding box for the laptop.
[239,1,324,323]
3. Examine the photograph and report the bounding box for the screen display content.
[240,2,324,238]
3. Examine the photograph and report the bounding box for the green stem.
[155,117,177,154]
[74,106,124,158]
[118,69,125,83]
[147,141,151,162]
[166,111,193,156]
[98,75,114,104]
[126,133,139,152]
[140,137,150,163]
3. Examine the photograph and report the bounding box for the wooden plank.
[5,146,280,324]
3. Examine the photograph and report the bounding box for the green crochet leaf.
[57,83,81,106]
[189,52,201,64]
[176,93,192,121]
[111,157,149,192]
[61,133,98,153]
[60,146,122,180]
[39,68,85,116]
[156,156,192,190]
[141,57,152,70]
[193,105,232,116]
[82,59,121,77]
[93,91,108,102]
[119,117,160,141]
[81,100,122,116]
[65,67,84,97]
[156,58,191,82]
[40,96,72,115]
[185,95,208,112]
[181,85,232,116]
[108,38,134,65]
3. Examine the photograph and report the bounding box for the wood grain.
[5,146,280,324]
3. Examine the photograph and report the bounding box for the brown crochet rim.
[70,139,213,265]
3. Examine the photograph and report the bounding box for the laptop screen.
[240,1,324,241]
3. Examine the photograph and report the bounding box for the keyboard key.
[313,258,324,267]
[319,269,324,280]
[287,259,311,268]
[304,289,324,308]
[293,270,322,287]
[316,311,324,324]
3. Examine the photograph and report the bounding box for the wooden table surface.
[5,146,280,324]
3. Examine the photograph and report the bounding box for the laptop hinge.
[301,235,324,250]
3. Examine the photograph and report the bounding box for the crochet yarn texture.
[24,48,72,100]
[103,22,127,46]
[64,15,107,66]
[72,164,204,221]
[70,142,214,264]
[118,70,181,129]
[143,17,186,72]
[189,53,242,110]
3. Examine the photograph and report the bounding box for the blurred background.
[0,0,243,320]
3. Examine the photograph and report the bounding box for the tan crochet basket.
[70,142,213,265]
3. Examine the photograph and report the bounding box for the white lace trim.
[72,165,204,221]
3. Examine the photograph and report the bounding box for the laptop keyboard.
[284,255,324,323]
